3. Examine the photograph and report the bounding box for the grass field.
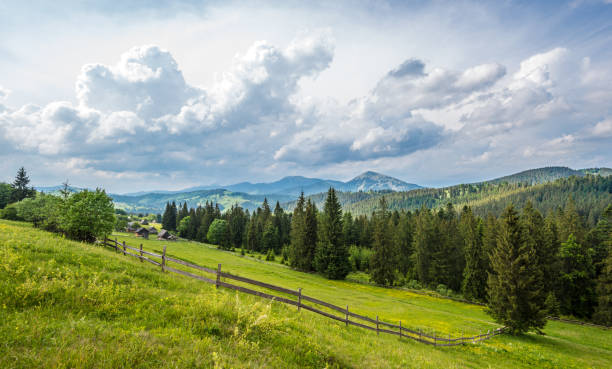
[1,220,611,368]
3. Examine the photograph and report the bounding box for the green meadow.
[1,220,611,368]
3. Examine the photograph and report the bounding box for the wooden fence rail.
[101,238,506,346]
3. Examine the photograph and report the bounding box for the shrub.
[407,280,422,290]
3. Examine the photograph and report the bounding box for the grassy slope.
[1,221,610,368]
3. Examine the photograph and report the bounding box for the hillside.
[487,166,586,185]
[1,220,611,368]
[111,189,293,214]
[343,175,611,224]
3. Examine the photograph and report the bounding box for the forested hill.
[343,175,611,226]
[485,166,610,185]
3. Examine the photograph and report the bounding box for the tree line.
[163,186,612,332]
[1,168,115,242]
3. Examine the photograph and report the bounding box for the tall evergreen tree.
[370,197,396,286]
[558,233,596,318]
[487,205,547,334]
[460,206,487,301]
[395,211,414,277]
[315,188,350,279]
[594,246,612,325]
[11,167,35,203]
[303,199,319,271]
[289,192,308,270]
[414,206,436,286]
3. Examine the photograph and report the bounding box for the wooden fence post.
[122,241,127,256]
[114,237,118,252]
[434,332,436,346]
[161,246,167,272]
[419,328,422,341]
[399,320,402,338]
[376,315,379,336]
[139,243,143,262]
[297,288,302,312]
[216,264,221,288]
[345,305,349,327]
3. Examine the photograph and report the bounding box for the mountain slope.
[121,171,420,198]
[111,189,293,213]
[487,166,585,185]
[344,175,612,225]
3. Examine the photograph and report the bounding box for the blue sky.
[1,0,611,193]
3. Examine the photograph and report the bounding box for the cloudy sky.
[1,0,611,193]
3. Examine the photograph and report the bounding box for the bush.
[348,246,373,272]
[436,284,449,296]
[0,204,21,221]
[407,280,422,290]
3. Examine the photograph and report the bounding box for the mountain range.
[35,166,610,214]
[120,171,421,197]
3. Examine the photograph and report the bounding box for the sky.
[1,0,611,193]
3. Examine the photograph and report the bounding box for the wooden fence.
[102,237,506,346]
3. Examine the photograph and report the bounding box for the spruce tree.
[594,247,612,325]
[289,192,307,270]
[414,206,436,286]
[395,211,414,277]
[558,234,596,318]
[487,205,547,334]
[370,197,396,286]
[303,199,318,271]
[460,206,487,301]
[162,202,172,230]
[11,167,35,203]
[315,188,350,279]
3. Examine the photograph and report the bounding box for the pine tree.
[370,197,396,286]
[395,211,414,277]
[162,202,172,230]
[303,199,318,271]
[289,192,307,270]
[11,167,35,203]
[487,205,547,334]
[169,201,178,231]
[594,246,612,325]
[522,202,556,295]
[460,206,487,301]
[315,188,350,279]
[558,233,596,318]
[414,206,436,286]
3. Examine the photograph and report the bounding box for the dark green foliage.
[414,206,436,286]
[61,189,115,242]
[10,167,35,203]
[460,206,487,301]
[594,246,612,325]
[395,211,414,277]
[370,197,396,286]
[0,182,14,209]
[558,234,596,318]
[227,204,247,248]
[315,188,350,280]
[207,219,230,249]
[262,221,280,252]
[545,292,561,318]
[487,205,547,334]
[162,202,177,231]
